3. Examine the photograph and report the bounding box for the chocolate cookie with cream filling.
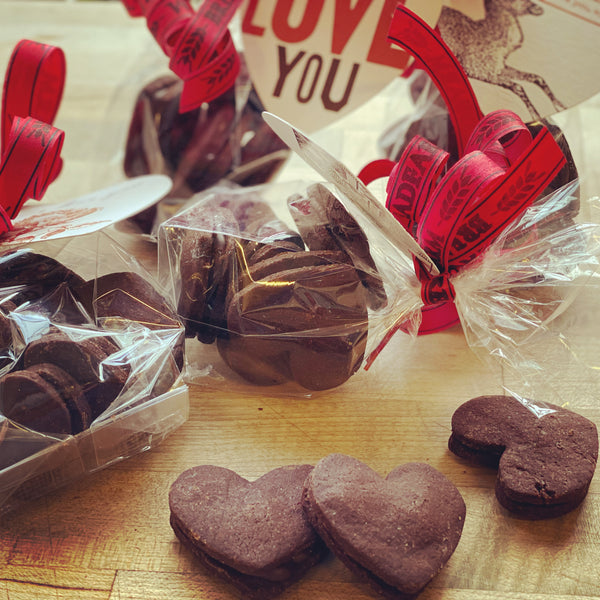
[169,464,327,599]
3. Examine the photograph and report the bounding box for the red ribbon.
[122,0,243,113]
[359,6,567,336]
[0,40,66,234]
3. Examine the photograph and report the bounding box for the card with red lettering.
[240,0,411,132]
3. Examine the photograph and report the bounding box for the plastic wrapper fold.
[453,180,600,408]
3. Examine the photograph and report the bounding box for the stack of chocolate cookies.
[123,71,290,233]
[165,183,386,391]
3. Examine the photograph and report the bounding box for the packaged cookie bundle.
[379,69,580,208]
[158,180,420,394]
[154,4,600,406]
[0,231,188,514]
[120,0,290,235]
[123,68,290,209]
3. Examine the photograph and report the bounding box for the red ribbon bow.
[0,40,66,234]
[359,6,566,335]
[122,0,243,113]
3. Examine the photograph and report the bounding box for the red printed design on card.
[122,0,242,112]
[0,40,66,234]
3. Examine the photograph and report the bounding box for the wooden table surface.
[2,2,600,599]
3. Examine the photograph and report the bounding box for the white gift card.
[262,111,439,276]
[0,175,172,247]
[434,0,600,119]
[240,0,413,132]
[242,0,598,130]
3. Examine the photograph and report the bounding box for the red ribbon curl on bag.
[122,0,243,113]
[359,6,567,335]
[0,40,66,234]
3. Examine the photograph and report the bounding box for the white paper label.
[435,0,600,120]
[0,175,172,247]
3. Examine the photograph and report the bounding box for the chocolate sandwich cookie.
[0,369,72,435]
[221,262,368,390]
[24,332,109,385]
[243,240,303,267]
[200,223,239,344]
[0,249,84,308]
[23,332,129,420]
[288,184,387,310]
[302,454,466,600]
[169,464,327,599]
[175,207,240,343]
[35,363,91,434]
[176,221,216,339]
[449,395,598,518]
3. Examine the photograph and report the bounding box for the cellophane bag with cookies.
[155,165,600,404]
[121,60,291,236]
[0,230,188,515]
[157,180,422,396]
[376,73,600,407]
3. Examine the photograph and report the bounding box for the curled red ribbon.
[0,40,66,234]
[359,6,567,336]
[122,0,242,113]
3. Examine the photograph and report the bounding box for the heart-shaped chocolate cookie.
[168,464,328,599]
[302,454,466,599]
[449,395,599,519]
[220,261,369,391]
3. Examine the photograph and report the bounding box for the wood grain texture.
[1,2,600,600]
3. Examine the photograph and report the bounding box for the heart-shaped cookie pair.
[449,395,599,519]
[170,456,466,599]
